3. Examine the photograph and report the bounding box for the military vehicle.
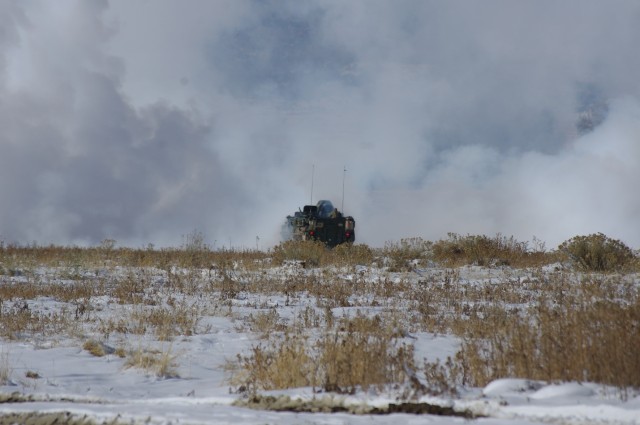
[284,200,355,247]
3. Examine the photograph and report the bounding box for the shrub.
[558,233,635,272]
[380,238,432,271]
[431,233,548,267]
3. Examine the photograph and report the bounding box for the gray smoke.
[1,1,639,249]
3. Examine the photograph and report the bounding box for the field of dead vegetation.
[1,233,639,424]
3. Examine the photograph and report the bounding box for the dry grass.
[317,323,417,394]
[229,261,640,396]
[245,309,288,336]
[380,238,432,271]
[83,339,106,357]
[112,272,148,305]
[125,345,179,378]
[271,240,332,268]
[271,240,374,268]
[230,311,420,395]
[0,350,11,385]
[431,233,554,268]
[0,239,270,271]
[230,333,316,392]
[2,235,639,398]
[25,370,40,379]
[0,302,78,340]
[455,283,640,389]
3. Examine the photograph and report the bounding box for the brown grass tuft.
[0,350,11,385]
[83,339,106,357]
[125,345,179,378]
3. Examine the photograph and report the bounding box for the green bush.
[558,233,635,272]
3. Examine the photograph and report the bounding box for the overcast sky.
[1,0,639,249]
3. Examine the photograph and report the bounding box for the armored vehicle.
[284,200,355,247]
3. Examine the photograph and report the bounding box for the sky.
[1,0,639,249]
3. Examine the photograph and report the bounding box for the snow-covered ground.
[1,261,639,424]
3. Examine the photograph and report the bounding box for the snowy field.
[1,249,639,425]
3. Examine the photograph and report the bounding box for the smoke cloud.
[1,0,639,249]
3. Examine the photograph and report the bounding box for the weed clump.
[0,350,11,385]
[558,233,636,272]
[125,346,179,378]
[431,233,548,267]
[232,334,315,391]
[381,238,432,271]
[332,243,375,266]
[271,240,329,267]
[230,313,419,395]
[83,339,106,357]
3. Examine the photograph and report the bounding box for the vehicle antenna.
[341,166,347,212]
[310,164,315,205]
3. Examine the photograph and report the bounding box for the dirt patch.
[371,401,471,416]
[235,395,478,418]
[0,393,130,425]
[0,411,128,425]
[0,392,35,403]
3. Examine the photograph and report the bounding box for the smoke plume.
[1,1,639,249]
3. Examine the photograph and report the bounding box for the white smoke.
[1,1,639,249]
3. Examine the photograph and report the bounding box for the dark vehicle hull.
[284,200,355,247]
